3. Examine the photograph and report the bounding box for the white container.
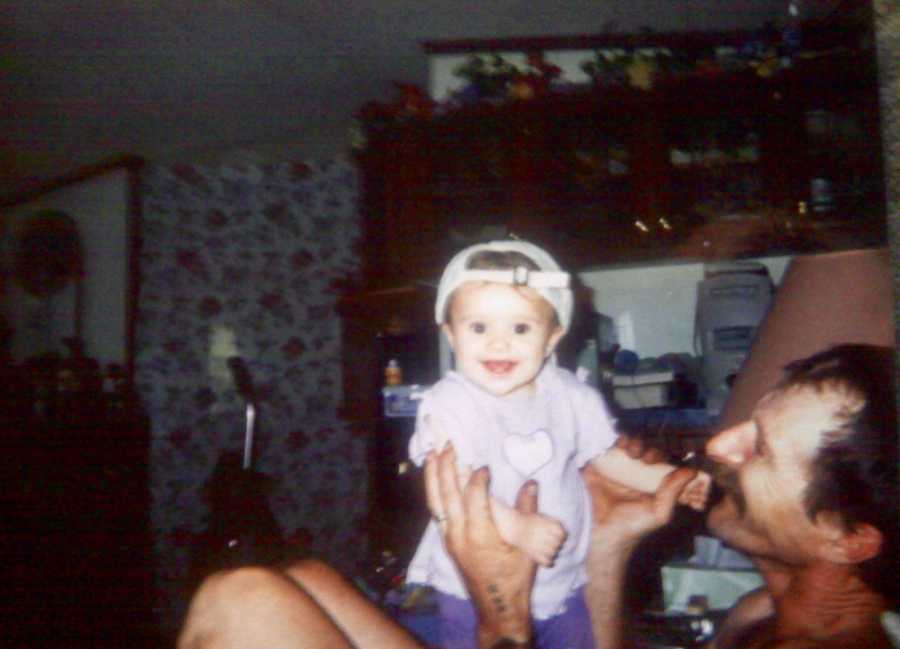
[612,369,675,409]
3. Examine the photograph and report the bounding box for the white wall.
[579,255,791,358]
[1,168,131,368]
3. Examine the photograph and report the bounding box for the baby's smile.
[483,360,517,375]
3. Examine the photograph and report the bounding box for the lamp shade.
[716,248,895,431]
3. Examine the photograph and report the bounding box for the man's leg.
[284,560,422,649]
[177,566,358,649]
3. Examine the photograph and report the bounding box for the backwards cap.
[435,240,573,331]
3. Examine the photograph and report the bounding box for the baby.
[406,240,709,649]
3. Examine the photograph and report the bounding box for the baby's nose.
[486,334,511,350]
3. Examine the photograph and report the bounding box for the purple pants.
[436,587,595,649]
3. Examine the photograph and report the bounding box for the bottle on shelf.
[384,358,403,386]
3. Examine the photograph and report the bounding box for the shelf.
[353,32,886,287]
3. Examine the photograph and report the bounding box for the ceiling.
[2,1,788,198]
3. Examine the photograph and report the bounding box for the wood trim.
[422,30,761,55]
[0,154,144,208]
[125,162,144,386]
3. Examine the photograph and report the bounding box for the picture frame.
[0,155,144,384]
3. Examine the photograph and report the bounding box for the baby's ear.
[545,326,565,356]
[441,323,456,350]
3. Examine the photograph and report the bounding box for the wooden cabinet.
[338,285,437,560]
[354,40,885,287]
[1,360,153,647]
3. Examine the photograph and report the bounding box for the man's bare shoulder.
[712,622,894,649]
[707,601,895,649]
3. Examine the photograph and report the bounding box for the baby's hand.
[678,470,712,511]
[513,513,567,567]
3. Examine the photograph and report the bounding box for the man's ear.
[814,512,883,564]
[545,326,565,358]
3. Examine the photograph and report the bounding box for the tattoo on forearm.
[487,583,508,614]
[489,639,531,649]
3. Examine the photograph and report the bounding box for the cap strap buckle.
[461,267,570,289]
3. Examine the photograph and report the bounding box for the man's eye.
[470,322,486,334]
[754,434,766,456]
[514,323,530,334]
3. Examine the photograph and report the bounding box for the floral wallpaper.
[136,158,366,628]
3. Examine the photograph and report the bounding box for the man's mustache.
[687,454,746,514]
[710,462,746,514]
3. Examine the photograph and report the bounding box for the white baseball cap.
[435,240,573,331]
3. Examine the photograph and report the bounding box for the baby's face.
[442,281,564,398]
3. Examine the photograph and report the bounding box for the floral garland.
[354,16,873,141]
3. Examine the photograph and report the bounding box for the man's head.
[706,345,897,601]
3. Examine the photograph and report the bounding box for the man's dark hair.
[781,344,898,603]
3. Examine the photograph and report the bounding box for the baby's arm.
[590,446,711,511]
[413,404,566,565]
[426,444,565,566]
[449,460,565,567]
[490,495,567,568]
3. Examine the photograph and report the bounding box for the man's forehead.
[755,383,856,451]
[764,380,861,412]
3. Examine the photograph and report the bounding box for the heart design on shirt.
[503,429,554,478]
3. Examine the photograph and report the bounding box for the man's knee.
[195,566,278,603]
[179,566,281,648]
[283,558,340,587]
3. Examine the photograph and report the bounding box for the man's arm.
[703,587,773,649]
[582,464,699,649]
[426,445,537,648]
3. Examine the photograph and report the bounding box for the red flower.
[260,292,286,312]
[206,209,227,228]
[198,296,222,318]
[287,428,309,450]
[281,337,306,360]
[291,163,312,179]
[176,249,208,277]
[291,249,315,270]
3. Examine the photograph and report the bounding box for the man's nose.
[706,421,756,467]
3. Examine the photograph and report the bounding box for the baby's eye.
[513,323,531,334]
[470,322,486,334]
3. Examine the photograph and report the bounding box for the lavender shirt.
[407,364,617,620]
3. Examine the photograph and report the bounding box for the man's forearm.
[482,638,533,649]
[474,580,533,649]
[585,534,636,649]
[581,461,695,649]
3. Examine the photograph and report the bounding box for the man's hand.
[589,435,699,546]
[584,463,699,551]
[582,439,699,649]
[425,444,536,649]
